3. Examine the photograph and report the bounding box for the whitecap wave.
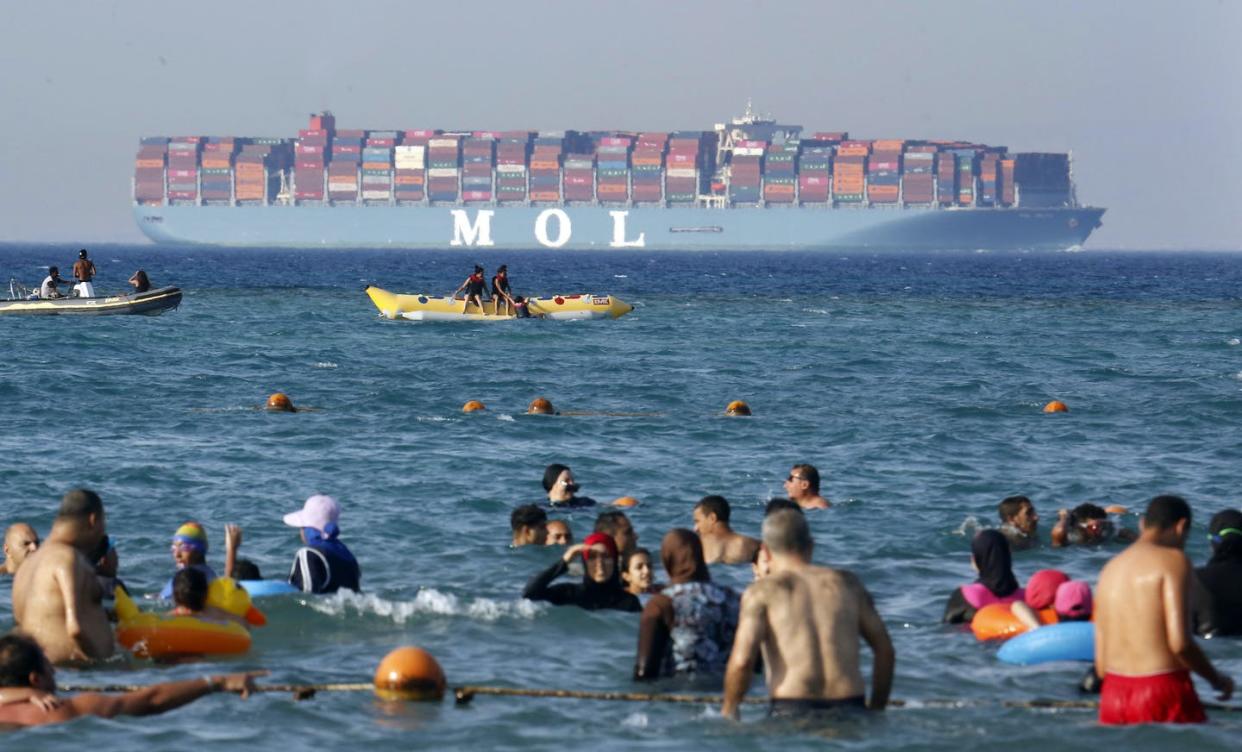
[621,712,649,728]
[802,308,829,315]
[497,414,515,422]
[314,362,338,369]
[416,416,454,423]
[953,515,983,537]
[309,588,543,623]
[613,274,628,278]
[1228,338,1240,346]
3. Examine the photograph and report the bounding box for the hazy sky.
[1,1,1238,248]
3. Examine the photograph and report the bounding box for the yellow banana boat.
[365,286,633,322]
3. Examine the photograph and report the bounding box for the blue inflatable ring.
[239,579,299,598]
[997,621,1095,665]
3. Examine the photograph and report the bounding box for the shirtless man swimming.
[12,489,114,664]
[783,464,831,510]
[1095,494,1233,725]
[0,634,261,727]
[2,523,40,575]
[722,509,894,720]
[693,495,760,565]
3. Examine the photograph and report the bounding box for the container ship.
[132,105,1104,251]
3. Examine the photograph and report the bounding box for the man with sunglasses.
[782,464,830,510]
[1051,503,1136,547]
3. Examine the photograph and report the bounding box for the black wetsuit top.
[465,273,485,297]
[522,558,641,612]
[492,274,511,298]
[1192,557,1242,637]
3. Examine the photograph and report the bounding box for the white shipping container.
[666,168,698,178]
[395,145,426,156]
[328,181,358,190]
[496,164,526,174]
[427,168,460,178]
[362,190,392,200]
[428,138,459,148]
[733,147,764,157]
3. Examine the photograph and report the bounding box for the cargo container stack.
[395,130,432,203]
[999,158,1016,206]
[901,145,937,205]
[529,134,564,203]
[167,137,203,203]
[936,150,957,205]
[954,149,977,206]
[234,142,279,204]
[833,141,869,204]
[199,138,236,203]
[495,132,530,203]
[728,139,763,204]
[595,136,631,203]
[295,125,330,203]
[326,129,359,204]
[134,137,168,204]
[563,150,595,203]
[796,141,832,204]
[762,142,796,204]
[426,136,462,203]
[1013,153,1071,207]
[631,132,667,204]
[977,151,1001,206]
[461,135,495,203]
[361,131,396,203]
[666,132,704,204]
[866,140,903,205]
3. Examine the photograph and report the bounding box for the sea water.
[1,245,1240,749]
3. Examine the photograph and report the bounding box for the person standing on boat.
[38,267,67,299]
[453,265,490,315]
[71,250,96,298]
[128,270,150,294]
[491,264,515,315]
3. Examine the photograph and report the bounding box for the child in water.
[168,568,248,628]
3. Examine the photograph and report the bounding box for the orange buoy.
[527,397,555,415]
[1043,400,1069,414]
[725,400,751,416]
[462,400,486,413]
[1104,504,1129,516]
[373,646,446,702]
[612,496,639,508]
[266,392,296,413]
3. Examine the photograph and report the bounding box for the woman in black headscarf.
[1191,509,1242,637]
[943,529,1024,624]
[542,463,597,509]
[522,532,640,612]
[634,529,740,680]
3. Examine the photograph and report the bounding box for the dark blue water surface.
[1,244,1241,749]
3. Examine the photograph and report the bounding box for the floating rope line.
[57,683,1242,712]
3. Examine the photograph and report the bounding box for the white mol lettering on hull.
[447,209,646,248]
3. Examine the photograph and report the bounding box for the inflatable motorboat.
[0,284,182,316]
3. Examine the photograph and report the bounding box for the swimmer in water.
[1191,508,1242,637]
[1052,502,1136,547]
[158,522,219,600]
[543,464,597,509]
[765,498,803,517]
[510,504,549,547]
[783,464,831,510]
[693,495,760,565]
[722,509,894,720]
[522,533,641,612]
[1095,495,1233,725]
[2,523,40,576]
[546,519,573,546]
[168,568,247,627]
[621,547,656,596]
[0,634,262,727]
[942,529,1023,624]
[594,510,638,559]
[997,495,1039,550]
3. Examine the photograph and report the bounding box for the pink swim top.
[961,583,1026,610]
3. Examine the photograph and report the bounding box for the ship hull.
[134,204,1104,251]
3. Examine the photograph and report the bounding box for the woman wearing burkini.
[634,529,740,680]
[284,494,360,594]
[1192,509,1242,636]
[523,532,640,611]
[943,529,1024,624]
[542,463,596,509]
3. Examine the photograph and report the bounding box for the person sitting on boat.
[453,264,490,315]
[72,249,96,299]
[282,494,361,594]
[128,270,151,294]
[38,267,67,299]
[492,264,515,315]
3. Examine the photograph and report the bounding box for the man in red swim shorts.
[1095,495,1233,725]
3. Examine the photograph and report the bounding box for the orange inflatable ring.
[115,584,254,659]
[970,602,1057,641]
